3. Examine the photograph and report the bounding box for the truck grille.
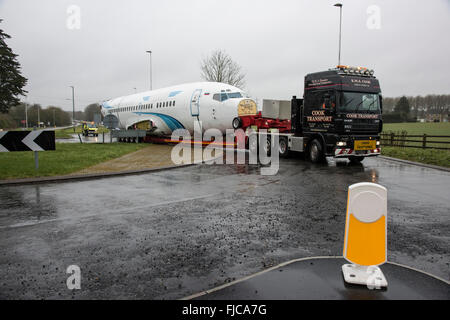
[348,120,379,134]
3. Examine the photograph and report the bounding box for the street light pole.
[25,97,28,129]
[37,105,40,128]
[70,86,75,132]
[146,50,152,91]
[334,3,343,66]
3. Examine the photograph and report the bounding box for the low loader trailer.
[233,65,383,163]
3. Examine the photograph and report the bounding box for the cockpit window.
[213,92,244,102]
[228,92,243,99]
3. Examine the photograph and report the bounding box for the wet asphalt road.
[0,156,449,299]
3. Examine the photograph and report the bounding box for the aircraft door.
[190,89,202,117]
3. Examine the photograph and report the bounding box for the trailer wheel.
[309,139,325,163]
[263,135,271,157]
[248,134,258,154]
[232,117,242,129]
[279,136,290,158]
[349,156,364,163]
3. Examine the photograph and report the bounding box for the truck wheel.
[309,139,325,163]
[232,117,242,129]
[349,156,364,163]
[279,136,290,158]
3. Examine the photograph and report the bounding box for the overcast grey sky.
[1,0,449,111]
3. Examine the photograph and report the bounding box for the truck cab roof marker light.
[336,65,374,76]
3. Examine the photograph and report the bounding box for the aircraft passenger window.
[173,101,176,106]
[213,94,220,101]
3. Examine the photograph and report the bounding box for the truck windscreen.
[339,92,380,113]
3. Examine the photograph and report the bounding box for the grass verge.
[381,146,450,168]
[0,143,148,180]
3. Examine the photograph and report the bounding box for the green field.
[381,122,450,168]
[383,122,450,136]
[0,143,147,180]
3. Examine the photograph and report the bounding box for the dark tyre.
[349,156,364,163]
[262,135,271,157]
[309,139,325,163]
[248,134,258,154]
[232,117,242,129]
[279,136,290,158]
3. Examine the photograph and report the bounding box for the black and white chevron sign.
[0,130,55,152]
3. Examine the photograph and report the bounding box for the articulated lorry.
[234,65,383,163]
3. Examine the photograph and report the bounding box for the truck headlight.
[376,141,380,146]
[337,141,347,147]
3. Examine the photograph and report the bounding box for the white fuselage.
[101,82,255,136]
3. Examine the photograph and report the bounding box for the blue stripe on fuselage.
[134,112,185,131]
[168,91,182,97]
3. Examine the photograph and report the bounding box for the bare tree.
[200,50,246,89]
